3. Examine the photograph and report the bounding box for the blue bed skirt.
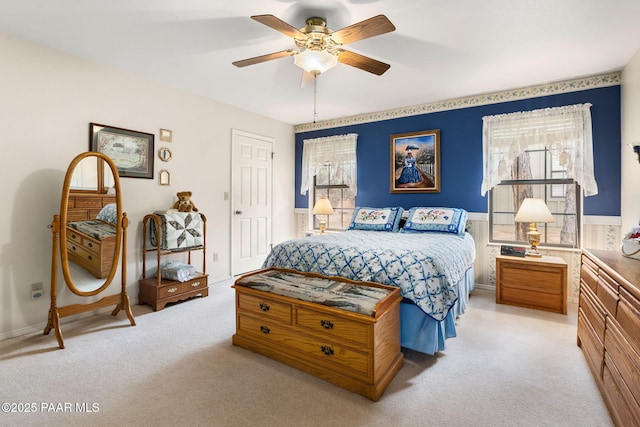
[400,267,475,355]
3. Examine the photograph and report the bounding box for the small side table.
[496,255,567,314]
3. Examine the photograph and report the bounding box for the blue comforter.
[263,230,476,321]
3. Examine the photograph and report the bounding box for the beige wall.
[621,48,640,233]
[0,33,295,339]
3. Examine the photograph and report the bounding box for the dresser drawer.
[577,310,604,380]
[237,314,370,377]
[296,307,370,348]
[500,263,564,293]
[237,293,292,325]
[67,238,101,270]
[605,319,640,406]
[580,259,599,293]
[603,354,640,427]
[158,283,182,299]
[183,275,207,293]
[75,197,103,209]
[579,284,606,342]
[616,287,640,356]
[597,270,619,317]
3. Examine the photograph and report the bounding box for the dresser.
[232,268,404,401]
[496,255,567,314]
[578,249,640,427]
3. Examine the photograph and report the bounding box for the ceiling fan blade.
[331,15,395,45]
[337,50,391,75]
[251,14,307,40]
[232,50,295,67]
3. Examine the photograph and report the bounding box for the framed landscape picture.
[390,129,440,193]
[90,123,154,179]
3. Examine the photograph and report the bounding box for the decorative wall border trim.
[294,72,621,132]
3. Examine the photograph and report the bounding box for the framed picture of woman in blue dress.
[390,129,440,193]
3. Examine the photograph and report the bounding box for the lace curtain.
[300,133,358,196]
[481,103,598,196]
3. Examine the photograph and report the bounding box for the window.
[489,148,580,248]
[313,163,355,231]
[483,104,596,250]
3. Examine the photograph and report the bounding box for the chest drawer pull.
[167,287,178,293]
[191,281,201,287]
[259,303,270,312]
[320,320,334,329]
[260,325,270,334]
[321,345,334,356]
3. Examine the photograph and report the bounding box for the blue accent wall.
[295,86,621,216]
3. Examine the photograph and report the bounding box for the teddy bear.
[173,191,198,212]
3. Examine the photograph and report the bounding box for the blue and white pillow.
[402,207,468,235]
[347,207,404,232]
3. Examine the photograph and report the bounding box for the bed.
[262,206,476,355]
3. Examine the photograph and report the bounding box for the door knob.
[235,210,243,215]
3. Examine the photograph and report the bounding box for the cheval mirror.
[44,151,135,348]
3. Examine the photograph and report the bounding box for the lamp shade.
[294,49,338,74]
[312,198,334,215]
[514,198,555,223]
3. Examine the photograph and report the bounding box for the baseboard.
[474,283,495,292]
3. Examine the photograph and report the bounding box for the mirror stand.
[44,212,135,349]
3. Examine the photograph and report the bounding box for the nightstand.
[496,255,567,314]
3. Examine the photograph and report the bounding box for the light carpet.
[0,281,613,427]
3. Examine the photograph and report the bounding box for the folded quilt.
[68,219,116,241]
[150,212,204,250]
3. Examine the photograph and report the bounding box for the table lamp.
[312,198,334,234]
[514,198,554,257]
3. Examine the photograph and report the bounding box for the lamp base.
[525,248,543,257]
[526,227,542,257]
[319,220,327,234]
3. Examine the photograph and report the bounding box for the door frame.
[230,128,274,277]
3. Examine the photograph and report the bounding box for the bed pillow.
[96,203,118,224]
[347,207,404,232]
[402,207,468,235]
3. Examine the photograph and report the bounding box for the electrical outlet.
[31,282,44,300]
[212,253,219,262]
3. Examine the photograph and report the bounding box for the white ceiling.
[2,0,640,125]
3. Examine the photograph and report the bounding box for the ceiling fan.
[232,14,396,76]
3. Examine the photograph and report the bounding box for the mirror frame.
[58,152,123,296]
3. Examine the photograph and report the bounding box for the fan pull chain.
[313,72,318,123]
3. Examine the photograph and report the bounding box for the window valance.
[300,133,358,195]
[481,103,598,196]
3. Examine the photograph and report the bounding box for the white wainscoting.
[293,211,622,304]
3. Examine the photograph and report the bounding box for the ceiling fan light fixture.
[294,49,338,74]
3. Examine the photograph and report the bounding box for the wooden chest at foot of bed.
[232,268,404,401]
[138,274,209,311]
[66,226,115,279]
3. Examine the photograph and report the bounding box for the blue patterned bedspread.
[263,230,476,321]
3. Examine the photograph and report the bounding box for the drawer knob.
[321,345,334,356]
[260,325,270,334]
[320,320,334,329]
[167,287,178,293]
[88,256,93,261]
[87,242,93,248]
[259,303,270,312]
